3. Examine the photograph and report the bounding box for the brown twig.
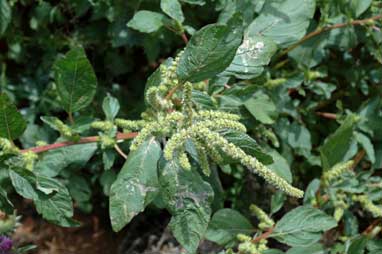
[20,132,138,154]
[316,112,337,120]
[352,149,366,170]
[181,33,189,44]
[252,226,274,243]
[362,219,381,235]
[276,15,382,60]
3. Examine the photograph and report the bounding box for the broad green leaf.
[303,179,320,204]
[109,138,161,232]
[263,250,285,254]
[347,235,368,254]
[350,0,372,17]
[127,11,167,33]
[367,239,382,254]
[53,47,97,114]
[219,129,274,165]
[247,0,316,47]
[35,143,97,177]
[286,243,325,254]
[102,149,116,170]
[288,32,327,68]
[161,0,184,23]
[0,93,26,140]
[355,132,375,163]
[244,91,277,124]
[0,0,11,35]
[266,148,292,183]
[357,97,382,137]
[320,115,357,170]
[272,206,337,246]
[34,176,78,227]
[271,191,286,215]
[205,208,253,246]
[102,94,120,121]
[223,35,277,79]
[9,169,38,200]
[67,175,92,213]
[176,16,243,82]
[0,186,13,214]
[158,158,214,253]
[100,170,116,196]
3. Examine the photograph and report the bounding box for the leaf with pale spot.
[109,138,162,232]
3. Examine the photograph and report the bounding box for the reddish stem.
[181,33,189,44]
[20,132,138,154]
[316,112,337,120]
[252,226,274,243]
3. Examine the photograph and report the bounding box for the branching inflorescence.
[111,51,304,198]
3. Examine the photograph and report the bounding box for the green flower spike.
[197,128,304,198]
[250,204,274,230]
[353,195,382,218]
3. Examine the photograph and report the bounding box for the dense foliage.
[0,0,382,253]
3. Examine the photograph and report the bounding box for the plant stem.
[252,226,274,243]
[276,15,382,60]
[316,112,337,120]
[68,112,74,124]
[114,143,128,159]
[181,33,189,44]
[20,132,138,154]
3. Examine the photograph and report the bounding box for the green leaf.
[271,191,286,215]
[176,16,243,83]
[247,0,316,47]
[68,175,92,213]
[347,235,368,254]
[205,208,253,247]
[0,0,11,36]
[102,94,120,121]
[127,11,167,33]
[161,0,184,23]
[100,170,116,196]
[158,158,214,253]
[9,169,38,200]
[272,206,337,247]
[355,132,375,163]
[53,47,98,114]
[286,243,325,254]
[0,186,13,214]
[350,0,373,17]
[244,91,277,124]
[35,143,97,177]
[266,148,292,183]
[320,115,358,170]
[0,93,26,140]
[219,129,274,165]
[223,35,277,79]
[34,176,78,227]
[109,138,161,232]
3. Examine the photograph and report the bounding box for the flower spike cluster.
[113,51,304,198]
